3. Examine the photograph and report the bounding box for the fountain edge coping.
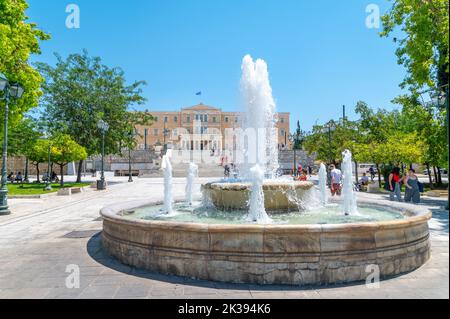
[100,197,432,233]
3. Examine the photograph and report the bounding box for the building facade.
[134,104,291,151]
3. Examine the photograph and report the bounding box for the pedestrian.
[403,169,420,204]
[298,169,308,181]
[329,164,342,196]
[388,167,402,202]
[15,172,23,183]
[224,164,230,178]
[369,165,376,181]
[357,173,370,191]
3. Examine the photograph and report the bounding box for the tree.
[0,0,50,125]
[381,0,449,90]
[24,139,49,183]
[35,50,149,183]
[51,134,87,187]
[8,117,41,181]
[305,102,427,188]
[395,95,447,187]
[353,102,396,187]
[50,134,87,187]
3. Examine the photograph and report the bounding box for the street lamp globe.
[9,83,24,99]
[0,73,7,91]
[97,119,109,132]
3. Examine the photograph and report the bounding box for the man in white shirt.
[330,164,342,196]
[359,173,369,185]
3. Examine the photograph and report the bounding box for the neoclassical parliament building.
[134,104,291,151]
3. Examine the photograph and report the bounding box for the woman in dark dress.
[403,169,420,204]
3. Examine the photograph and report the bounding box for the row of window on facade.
[140,127,286,137]
[152,114,286,124]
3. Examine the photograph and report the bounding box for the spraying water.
[240,55,279,179]
[161,154,173,214]
[342,150,357,215]
[185,162,198,206]
[318,163,328,206]
[247,164,272,224]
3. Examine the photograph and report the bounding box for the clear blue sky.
[27,0,406,131]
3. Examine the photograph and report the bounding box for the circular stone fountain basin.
[100,198,431,286]
[202,181,315,212]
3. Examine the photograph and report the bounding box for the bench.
[57,187,83,196]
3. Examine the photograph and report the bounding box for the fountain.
[161,153,173,214]
[318,163,328,206]
[203,55,314,211]
[342,150,357,215]
[185,162,198,206]
[240,54,279,178]
[247,164,272,224]
[100,56,431,286]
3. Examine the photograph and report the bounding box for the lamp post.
[0,73,24,215]
[97,119,109,190]
[322,121,336,165]
[127,129,137,183]
[163,121,169,155]
[320,121,336,187]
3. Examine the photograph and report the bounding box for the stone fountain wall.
[100,199,431,285]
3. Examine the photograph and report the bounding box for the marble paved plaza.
[0,177,448,299]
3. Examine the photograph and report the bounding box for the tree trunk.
[437,166,443,185]
[354,161,359,184]
[376,163,382,188]
[76,160,83,183]
[36,163,40,183]
[401,162,404,175]
[433,166,438,185]
[60,164,64,188]
[24,158,29,182]
[426,163,434,190]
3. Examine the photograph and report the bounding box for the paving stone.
[0,178,447,299]
[77,285,120,299]
[114,284,152,298]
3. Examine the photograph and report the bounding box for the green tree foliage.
[50,134,87,187]
[304,102,427,187]
[24,138,49,182]
[0,0,50,124]
[7,116,39,156]
[36,50,151,182]
[381,0,449,90]
[381,0,449,188]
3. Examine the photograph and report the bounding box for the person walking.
[224,164,230,178]
[329,164,342,196]
[388,167,402,201]
[369,166,376,181]
[403,169,420,204]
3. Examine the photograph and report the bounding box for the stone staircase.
[135,150,318,178]
[278,150,317,171]
[140,163,225,178]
